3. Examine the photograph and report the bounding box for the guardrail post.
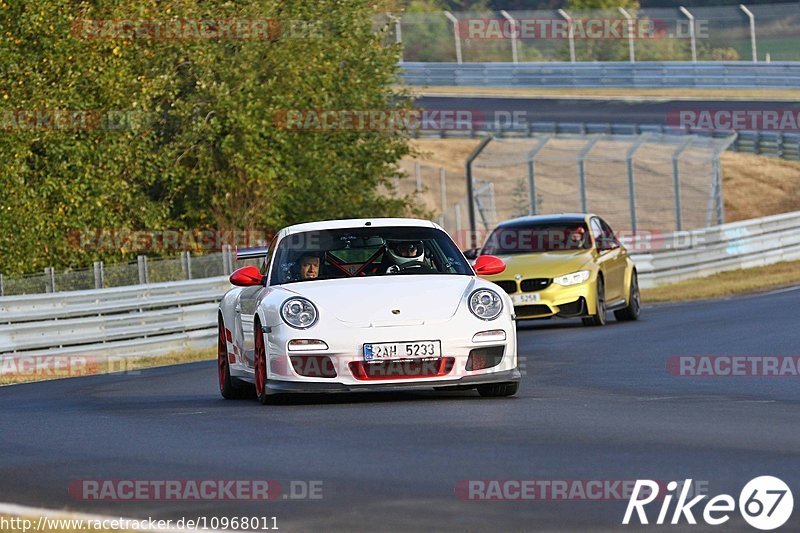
[137,255,149,284]
[740,5,757,63]
[618,7,636,63]
[222,244,233,276]
[679,7,697,63]
[44,267,56,293]
[93,261,104,289]
[443,11,462,64]
[0,273,4,297]
[558,9,576,62]
[500,10,519,63]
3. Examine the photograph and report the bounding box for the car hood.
[280,275,476,324]
[483,250,594,280]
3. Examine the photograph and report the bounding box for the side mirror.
[230,265,264,287]
[462,247,480,260]
[473,255,506,276]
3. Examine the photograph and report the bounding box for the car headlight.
[280,298,318,329]
[553,270,591,286]
[469,289,503,320]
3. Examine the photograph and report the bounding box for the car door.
[238,238,275,369]
[595,217,627,303]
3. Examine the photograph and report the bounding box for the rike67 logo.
[623,477,793,530]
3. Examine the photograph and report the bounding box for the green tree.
[0,0,416,275]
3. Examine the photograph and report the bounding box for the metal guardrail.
[401,61,800,88]
[2,211,799,358]
[0,277,231,357]
[628,210,800,287]
[415,121,800,160]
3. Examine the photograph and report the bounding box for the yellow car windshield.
[482,224,592,254]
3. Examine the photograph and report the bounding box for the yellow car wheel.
[614,271,641,321]
[582,276,607,327]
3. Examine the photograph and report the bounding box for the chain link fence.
[392,3,800,63]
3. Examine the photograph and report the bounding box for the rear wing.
[236,246,270,261]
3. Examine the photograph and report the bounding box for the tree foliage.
[0,0,416,275]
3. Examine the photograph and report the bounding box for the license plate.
[512,293,541,305]
[363,340,442,362]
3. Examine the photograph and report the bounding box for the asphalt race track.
[1,287,799,531]
[417,96,800,129]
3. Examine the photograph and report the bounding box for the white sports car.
[217,218,520,403]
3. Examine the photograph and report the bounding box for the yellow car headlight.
[553,270,590,286]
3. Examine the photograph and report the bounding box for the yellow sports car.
[469,214,640,326]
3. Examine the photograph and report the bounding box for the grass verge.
[0,348,215,386]
[641,260,800,303]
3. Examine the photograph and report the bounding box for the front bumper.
[508,281,596,319]
[265,368,521,394]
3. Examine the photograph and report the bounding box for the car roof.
[282,218,440,236]
[495,213,592,229]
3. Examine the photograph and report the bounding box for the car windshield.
[481,223,592,255]
[270,226,472,285]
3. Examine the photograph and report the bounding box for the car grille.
[514,304,553,318]
[521,278,551,292]
[349,357,455,381]
[493,280,518,294]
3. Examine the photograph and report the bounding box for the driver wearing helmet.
[384,240,426,273]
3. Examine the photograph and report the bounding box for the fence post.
[45,267,56,293]
[0,273,4,297]
[618,7,636,63]
[626,133,650,234]
[500,10,518,63]
[439,168,447,217]
[740,5,757,63]
[93,261,104,289]
[558,9,576,62]
[576,136,600,213]
[137,255,149,284]
[679,7,697,63]
[415,161,422,192]
[387,14,402,63]
[526,136,551,216]
[465,135,493,248]
[443,11,462,64]
[181,251,193,280]
[672,137,694,232]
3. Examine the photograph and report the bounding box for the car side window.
[590,218,604,248]
[259,236,278,277]
[598,219,620,249]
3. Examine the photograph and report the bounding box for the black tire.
[582,276,607,327]
[614,271,641,322]
[477,381,519,397]
[218,318,250,400]
[254,319,271,405]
